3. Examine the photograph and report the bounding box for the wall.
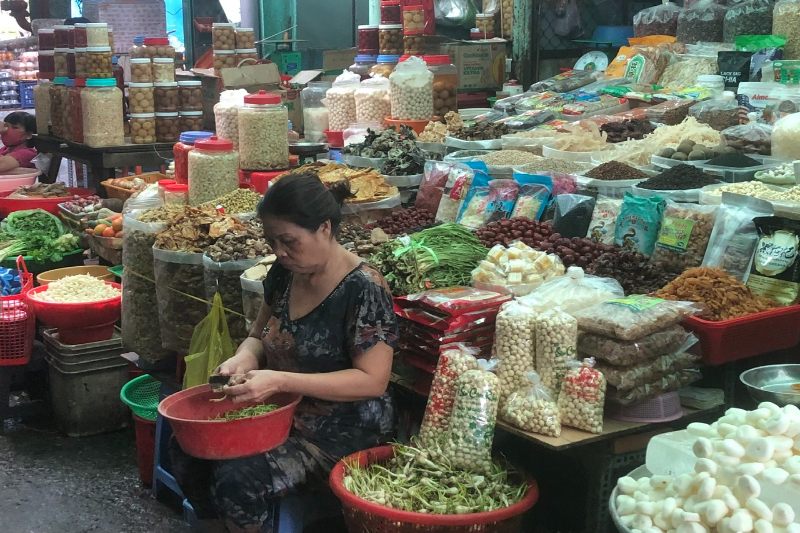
[295,0,370,69]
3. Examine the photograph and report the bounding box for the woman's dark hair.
[5,111,36,147]
[257,172,353,234]
[64,17,92,25]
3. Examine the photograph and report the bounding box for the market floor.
[0,420,189,533]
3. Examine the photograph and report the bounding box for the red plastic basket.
[683,305,800,366]
[133,414,156,487]
[0,188,94,217]
[329,445,539,533]
[0,257,35,366]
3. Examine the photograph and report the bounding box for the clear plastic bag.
[123,184,162,213]
[634,0,682,37]
[324,70,361,131]
[609,368,701,405]
[528,70,599,93]
[578,324,692,366]
[240,274,264,332]
[702,192,774,282]
[676,0,726,44]
[534,308,578,397]
[688,98,742,131]
[773,0,800,60]
[651,201,718,274]
[573,296,702,341]
[723,0,773,43]
[446,360,500,473]
[519,266,624,315]
[586,197,622,245]
[434,163,475,223]
[493,300,536,403]
[213,89,247,148]
[203,255,262,346]
[418,343,479,446]
[153,247,208,354]
[720,122,772,155]
[658,57,717,88]
[552,194,596,239]
[769,112,800,160]
[121,212,166,363]
[354,76,391,124]
[597,346,699,390]
[558,358,606,434]
[499,371,561,437]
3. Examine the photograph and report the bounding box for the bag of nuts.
[573,295,701,341]
[324,70,361,131]
[354,76,391,124]
[577,324,692,366]
[493,300,536,404]
[500,371,561,437]
[213,89,247,148]
[418,343,479,447]
[534,307,578,398]
[651,201,718,274]
[558,358,606,434]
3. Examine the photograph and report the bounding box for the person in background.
[0,111,37,172]
[63,16,92,25]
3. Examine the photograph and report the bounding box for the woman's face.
[1,121,31,147]
[262,216,334,274]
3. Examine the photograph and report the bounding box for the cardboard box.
[322,49,357,81]
[441,41,507,91]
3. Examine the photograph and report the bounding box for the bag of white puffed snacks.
[519,266,624,316]
[558,358,606,434]
[493,300,536,403]
[500,371,561,437]
[534,307,578,397]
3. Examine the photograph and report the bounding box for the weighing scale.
[574,50,610,72]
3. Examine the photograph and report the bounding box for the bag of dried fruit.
[500,370,561,437]
[558,358,607,434]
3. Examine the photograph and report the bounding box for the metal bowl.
[740,364,800,406]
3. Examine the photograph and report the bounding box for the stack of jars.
[402,5,427,56]
[38,29,55,80]
[213,23,237,74]
[66,78,86,143]
[154,81,179,143]
[350,24,379,80]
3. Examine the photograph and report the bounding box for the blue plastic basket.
[19,81,36,109]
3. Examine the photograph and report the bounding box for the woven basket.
[101,172,166,201]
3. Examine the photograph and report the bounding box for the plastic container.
[37,265,114,286]
[212,22,236,50]
[82,78,124,147]
[179,110,204,131]
[54,48,68,78]
[155,112,180,143]
[49,78,67,138]
[128,82,155,114]
[381,0,402,23]
[86,22,109,47]
[152,57,175,83]
[67,78,85,143]
[379,24,403,55]
[120,374,161,421]
[188,136,239,204]
[164,183,188,205]
[34,81,51,134]
[426,55,458,117]
[129,113,156,144]
[301,81,331,142]
[475,13,496,38]
[54,25,73,49]
[73,23,87,48]
[38,50,55,79]
[696,74,725,97]
[235,28,255,49]
[178,80,202,111]
[130,58,152,83]
[370,54,400,78]
[156,178,176,202]
[349,54,378,80]
[403,31,426,56]
[158,384,302,460]
[154,81,178,113]
[236,48,258,63]
[238,91,289,171]
[38,28,55,51]
[358,25,379,54]
[0,259,33,367]
[403,5,426,32]
[73,47,87,78]
[213,50,236,72]
[142,37,174,60]
[607,391,683,423]
[173,131,214,184]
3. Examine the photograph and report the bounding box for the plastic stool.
[152,382,184,502]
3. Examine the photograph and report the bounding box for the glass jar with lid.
[379,24,403,55]
[86,23,109,47]
[164,183,189,205]
[426,55,459,117]
[236,49,258,63]
[152,57,175,83]
[370,54,400,79]
[381,0,402,23]
[178,80,203,111]
[81,78,124,147]
[173,131,214,184]
[180,111,204,131]
[74,23,88,48]
[34,81,51,135]
[155,112,180,143]
[235,28,255,49]
[403,31,426,56]
[212,23,236,50]
[39,51,55,79]
[301,81,331,142]
[128,82,155,114]
[38,29,55,51]
[357,25,379,54]
[54,48,69,77]
[130,36,147,59]
[213,50,237,72]
[154,81,179,112]
[349,54,377,80]
[54,25,73,49]
[143,37,174,60]
[67,78,86,143]
[87,46,113,78]
[130,113,156,144]
[188,136,239,204]
[49,77,67,138]
[238,90,289,170]
[74,48,88,78]
[130,58,152,83]
[475,13,496,38]
[62,78,75,142]
[403,5,426,32]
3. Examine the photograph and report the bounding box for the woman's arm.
[0,155,20,173]
[217,301,271,375]
[224,341,393,404]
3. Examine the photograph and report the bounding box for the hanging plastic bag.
[558,358,606,434]
[770,112,800,161]
[354,76,391,124]
[183,293,236,389]
[534,307,578,397]
[519,266,624,315]
[446,359,500,473]
[214,89,248,148]
[153,247,208,354]
[676,0,726,44]
[324,70,361,131]
[203,254,263,347]
[633,0,682,37]
[435,0,479,28]
[493,300,536,403]
[500,371,561,437]
[418,343,479,446]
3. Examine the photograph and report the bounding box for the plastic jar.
[130,58,152,83]
[403,5,426,32]
[390,58,434,120]
[381,0,402,23]
[235,28,255,49]
[173,131,214,184]
[143,37,174,60]
[357,25,379,54]
[188,136,239,204]
[164,183,189,205]
[108,29,115,53]
[152,57,175,83]
[379,24,403,55]
[74,23,88,48]
[49,78,67,138]
[349,54,377,80]
[238,91,289,170]
[212,23,236,50]
[34,81,51,135]
[180,111,204,131]
[154,81,179,112]
[130,113,156,144]
[68,78,85,143]
[475,13,496,37]
[54,48,68,77]
[54,25,73,49]
[403,32,426,55]
[39,50,55,79]
[81,78,124,147]
[178,80,203,111]
[213,50,237,72]
[696,74,725,97]
[66,49,76,78]
[130,37,147,59]
[301,81,331,142]
[38,29,55,51]
[157,179,176,202]
[86,23,109,47]
[87,46,113,78]
[128,82,155,114]
[236,49,258,63]
[370,54,400,78]
[155,112,180,143]
[74,48,87,78]
[426,55,459,117]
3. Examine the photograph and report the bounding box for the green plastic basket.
[120,374,161,421]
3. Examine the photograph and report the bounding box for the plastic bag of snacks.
[434,163,475,223]
[586,197,622,245]
[609,368,701,405]
[500,371,561,437]
[614,193,665,257]
[650,201,718,274]
[534,307,578,396]
[597,348,699,390]
[446,359,500,473]
[633,0,681,37]
[519,266,624,316]
[558,358,606,434]
[676,0,725,44]
[493,300,536,403]
[577,324,692,366]
[572,295,701,341]
[418,343,479,446]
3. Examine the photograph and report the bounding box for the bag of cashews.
[500,370,562,438]
[558,358,606,434]
[446,359,501,474]
[323,70,360,131]
[492,300,537,405]
[417,343,479,447]
[534,307,578,397]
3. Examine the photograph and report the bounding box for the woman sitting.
[0,111,37,172]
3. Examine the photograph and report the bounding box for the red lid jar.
[380,0,402,24]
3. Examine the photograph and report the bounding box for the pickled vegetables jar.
[179,111,204,131]
[379,24,403,55]
[130,58,153,83]
[357,25,379,54]
[143,37,174,60]
[154,82,179,112]
[128,82,155,114]
[178,80,203,111]
[188,136,239,204]
[86,23,110,47]
[34,81,51,135]
[152,57,175,83]
[74,23,88,48]
[381,0,402,23]
[238,91,289,170]
[38,51,55,79]
[54,48,69,78]
[54,25,73,49]
[155,112,180,143]
[86,46,113,78]
[81,78,124,147]
[75,47,88,78]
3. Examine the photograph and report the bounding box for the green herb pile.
[370,223,487,295]
[0,209,79,262]
[212,403,279,421]
[343,440,527,514]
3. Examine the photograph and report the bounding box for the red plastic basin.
[25,282,121,343]
[158,384,302,460]
[0,187,95,217]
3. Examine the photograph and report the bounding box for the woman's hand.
[216,350,260,377]
[223,370,285,404]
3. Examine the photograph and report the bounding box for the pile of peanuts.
[154,83,179,113]
[212,23,236,50]
[493,301,536,403]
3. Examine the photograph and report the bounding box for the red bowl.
[25,281,121,343]
[159,384,302,460]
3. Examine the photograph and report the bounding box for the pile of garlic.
[615,402,800,533]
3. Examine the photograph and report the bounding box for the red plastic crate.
[683,305,800,366]
[0,187,95,217]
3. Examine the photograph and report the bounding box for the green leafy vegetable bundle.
[0,209,80,262]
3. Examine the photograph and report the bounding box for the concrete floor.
[0,421,189,533]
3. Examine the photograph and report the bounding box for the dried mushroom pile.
[205,219,271,262]
[345,126,427,176]
[154,207,240,252]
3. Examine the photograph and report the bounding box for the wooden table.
[33,135,173,194]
